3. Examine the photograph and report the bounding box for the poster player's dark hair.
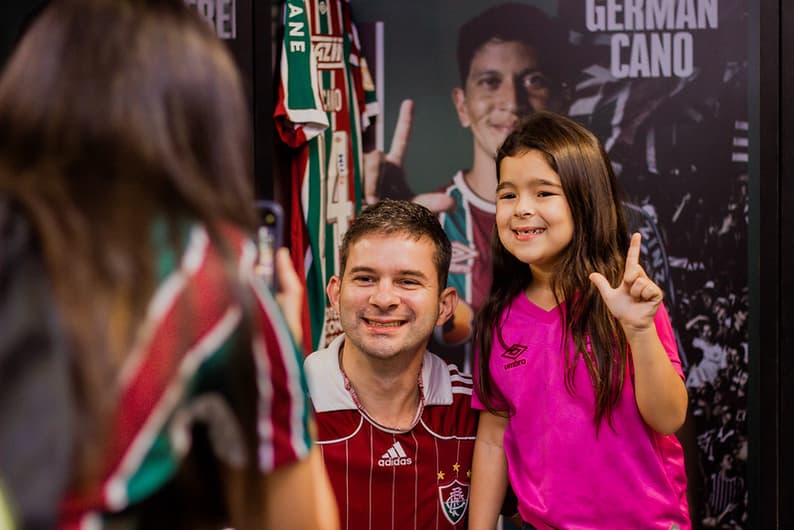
[456,2,572,88]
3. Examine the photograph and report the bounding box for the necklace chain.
[340,358,425,433]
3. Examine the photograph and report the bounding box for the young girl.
[469,111,690,530]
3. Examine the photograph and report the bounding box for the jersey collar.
[304,334,454,412]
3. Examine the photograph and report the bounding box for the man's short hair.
[456,2,570,86]
[339,200,452,289]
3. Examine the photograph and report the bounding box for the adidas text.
[378,456,413,467]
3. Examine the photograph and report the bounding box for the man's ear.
[436,286,460,327]
[326,275,341,312]
[452,87,471,128]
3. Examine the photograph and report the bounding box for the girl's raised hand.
[588,233,663,333]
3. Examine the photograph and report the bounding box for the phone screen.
[254,200,283,290]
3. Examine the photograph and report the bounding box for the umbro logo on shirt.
[378,441,413,467]
[501,344,528,370]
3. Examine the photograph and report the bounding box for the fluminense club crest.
[438,479,470,525]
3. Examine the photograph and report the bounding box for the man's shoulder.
[424,351,473,399]
[313,407,366,444]
[422,353,477,438]
[304,343,337,377]
[304,336,357,413]
[304,342,367,443]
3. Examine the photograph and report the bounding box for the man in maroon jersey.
[304,199,478,529]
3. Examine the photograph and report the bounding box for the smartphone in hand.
[254,200,283,291]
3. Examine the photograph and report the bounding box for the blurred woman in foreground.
[0,0,336,528]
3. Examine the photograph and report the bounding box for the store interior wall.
[0,0,792,527]
[753,0,794,527]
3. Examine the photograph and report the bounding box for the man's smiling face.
[328,233,449,363]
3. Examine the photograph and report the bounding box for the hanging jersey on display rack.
[274,0,377,352]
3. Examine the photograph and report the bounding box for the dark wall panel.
[780,0,794,524]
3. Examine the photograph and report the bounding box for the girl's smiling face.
[495,149,574,275]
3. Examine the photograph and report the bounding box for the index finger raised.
[386,99,414,164]
[626,232,642,269]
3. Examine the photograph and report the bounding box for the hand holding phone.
[254,201,304,347]
[274,247,304,349]
[254,200,283,291]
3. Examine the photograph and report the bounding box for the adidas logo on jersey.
[378,441,413,467]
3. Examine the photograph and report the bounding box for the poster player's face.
[454,39,555,161]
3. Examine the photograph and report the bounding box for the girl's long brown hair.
[474,111,630,428]
[0,0,263,526]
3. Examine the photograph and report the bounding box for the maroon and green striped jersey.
[274,0,377,351]
[59,223,311,529]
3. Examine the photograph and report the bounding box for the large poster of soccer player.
[352,0,749,527]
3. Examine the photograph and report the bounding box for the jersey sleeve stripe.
[249,268,312,470]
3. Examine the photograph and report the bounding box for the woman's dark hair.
[0,0,262,525]
[474,111,630,428]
